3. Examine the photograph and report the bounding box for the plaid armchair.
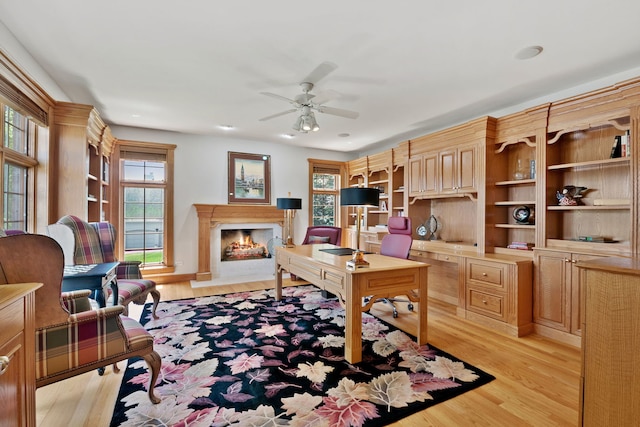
[0,233,160,403]
[52,215,160,318]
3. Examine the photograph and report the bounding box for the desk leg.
[416,266,429,345]
[94,289,106,308]
[344,276,362,364]
[275,261,282,301]
[110,279,119,307]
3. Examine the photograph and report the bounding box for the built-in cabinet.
[345,148,407,247]
[0,283,41,427]
[533,249,605,345]
[53,102,114,223]
[408,144,478,197]
[577,257,640,426]
[345,77,640,346]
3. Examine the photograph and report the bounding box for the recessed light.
[219,124,234,130]
[338,133,350,138]
[282,133,295,139]
[514,45,543,60]
[131,114,142,118]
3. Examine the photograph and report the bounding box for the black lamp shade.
[340,187,380,207]
[276,198,302,210]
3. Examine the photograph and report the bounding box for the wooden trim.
[193,204,285,280]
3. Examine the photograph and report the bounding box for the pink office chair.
[291,226,343,281]
[372,217,414,317]
[301,226,342,245]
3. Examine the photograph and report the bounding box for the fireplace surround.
[193,204,285,281]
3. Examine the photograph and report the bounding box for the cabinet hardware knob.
[482,272,487,276]
[0,356,10,376]
[571,259,577,263]
[564,258,571,262]
[482,300,488,304]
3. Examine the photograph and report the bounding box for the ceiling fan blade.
[260,92,298,105]
[315,105,359,119]
[302,61,338,84]
[259,109,297,121]
[311,89,340,106]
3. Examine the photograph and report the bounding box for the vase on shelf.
[513,159,528,180]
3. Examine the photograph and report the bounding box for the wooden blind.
[0,75,48,126]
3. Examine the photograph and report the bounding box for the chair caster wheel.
[392,310,398,318]
[98,367,105,376]
[408,303,414,311]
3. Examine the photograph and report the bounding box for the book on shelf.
[578,236,605,243]
[610,135,622,158]
[507,241,533,250]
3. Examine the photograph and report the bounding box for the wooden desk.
[63,262,119,307]
[275,244,429,363]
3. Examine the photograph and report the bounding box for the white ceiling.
[2,1,640,153]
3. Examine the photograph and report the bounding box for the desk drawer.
[467,288,505,320]
[466,259,506,289]
[288,257,323,281]
[321,269,346,292]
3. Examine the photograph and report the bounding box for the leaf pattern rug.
[110,285,494,426]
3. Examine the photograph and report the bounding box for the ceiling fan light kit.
[260,62,359,133]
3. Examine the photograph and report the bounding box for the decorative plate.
[512,206,531,224]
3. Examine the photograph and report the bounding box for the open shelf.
[547,205,630,211]
[495,224,535,229]
[548,156,630,171]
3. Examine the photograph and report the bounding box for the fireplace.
[221,228,273,261]
[193,204,286,282]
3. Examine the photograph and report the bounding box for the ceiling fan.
[259,62,359,133]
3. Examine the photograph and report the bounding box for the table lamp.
[340,187,380,267]
[276,195,302,247]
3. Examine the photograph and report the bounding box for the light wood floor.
[36,279,581,426]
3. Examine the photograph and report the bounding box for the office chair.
[372,216,414,317]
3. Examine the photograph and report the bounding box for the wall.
[111,125,350,276]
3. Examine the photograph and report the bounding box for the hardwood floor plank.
[36,279,580,426]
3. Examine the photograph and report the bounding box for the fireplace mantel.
[193,204,285,281]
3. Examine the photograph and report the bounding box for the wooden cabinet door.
[423,153,438,195]
[457,144,477,192]
[534,250,571,332]
[439,150,457,193]
[570,253,605,336]
[408,156,424,197]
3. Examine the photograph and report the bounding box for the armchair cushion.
[307,235,331,244]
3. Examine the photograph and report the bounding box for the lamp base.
[346,250,369,270]
[285,236,295,248]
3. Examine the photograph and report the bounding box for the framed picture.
[228,151,271,204]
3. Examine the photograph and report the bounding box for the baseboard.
[533,323,581,348]
[143,272,195,284]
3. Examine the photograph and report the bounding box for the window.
[1,105,38,231]
[308,159,344,226]
[114,141,175,271]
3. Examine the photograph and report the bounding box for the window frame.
[0,103,39,232]
[112,139,176,273]
[307,158,345,227]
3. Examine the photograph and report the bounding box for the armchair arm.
[61,290,93,313]
[36,305,129,382]
[68,305,124,323]
[117,261,143,280]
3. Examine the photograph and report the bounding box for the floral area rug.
[110,285,494,426]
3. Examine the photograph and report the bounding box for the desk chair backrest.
[302,226,342,245]
[380,217,412,259]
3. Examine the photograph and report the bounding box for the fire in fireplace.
[221,228,273,261]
